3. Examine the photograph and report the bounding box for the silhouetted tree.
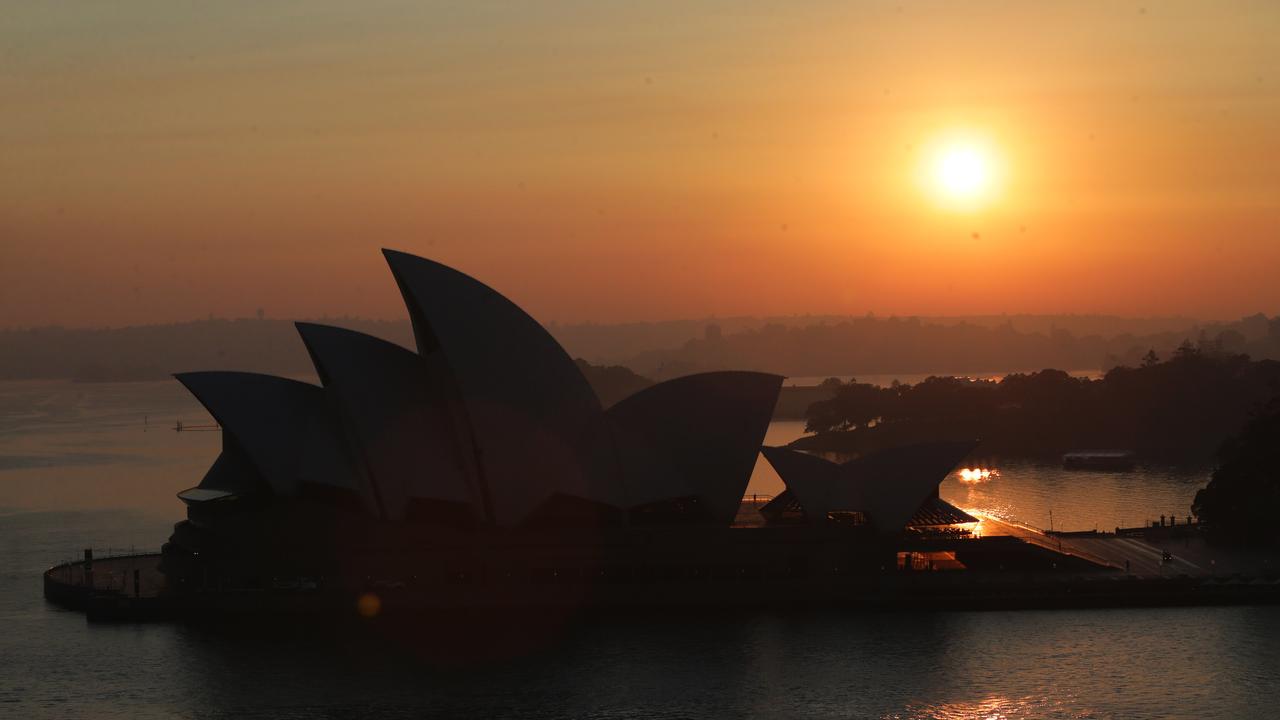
[1193,399,1280,545]
[574,358,652,407]
[1173,339,1200,361]
[805,381,890,433]
[1215,329,1247,355]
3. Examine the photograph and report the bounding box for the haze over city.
[6,1,1280,328]
[8,4,1280,719]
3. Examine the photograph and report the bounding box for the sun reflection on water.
[902,694,1092,720]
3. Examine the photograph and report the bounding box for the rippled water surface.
[3,380,1278,719]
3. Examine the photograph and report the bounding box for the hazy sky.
[5,1,1280,327]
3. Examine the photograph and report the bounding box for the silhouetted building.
[157,250,1104,610]
[759,442,979,532]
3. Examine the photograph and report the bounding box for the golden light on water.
[958,467,998,483]
[921,132,1004,212]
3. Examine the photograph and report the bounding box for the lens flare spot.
[356,592,382,618]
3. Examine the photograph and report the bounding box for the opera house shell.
[758,441,981,533]
[156,249,1084,613]
[160,251,789,599]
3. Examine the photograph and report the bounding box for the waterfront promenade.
[975,512,1280,578]
[43,512,1280,621]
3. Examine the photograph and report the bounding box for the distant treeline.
[3,312,1279,386]
[794,344,1280,463]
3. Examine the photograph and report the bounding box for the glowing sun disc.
[921,133,1003,211]
[936,146,990,199]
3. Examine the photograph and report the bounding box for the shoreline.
[45,544,1280,622]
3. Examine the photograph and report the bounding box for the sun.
[920,133,1003,211]
[936,146,990,199]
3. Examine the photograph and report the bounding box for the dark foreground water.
[3,380,1280,718]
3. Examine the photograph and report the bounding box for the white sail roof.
[762,440,978,532]
[845,440,979,533]
[180,435,266,503]
[296,323,483,524]
[759,446,843,524]
[610,372,783,525]
[383,249,623,525]
[175,372,365,504]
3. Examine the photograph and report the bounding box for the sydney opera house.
[149,250,1107,613]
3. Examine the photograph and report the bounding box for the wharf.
[43,552,172,620]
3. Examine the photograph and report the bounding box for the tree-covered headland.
[1192,400,1280,545]
[796,342,1280,464]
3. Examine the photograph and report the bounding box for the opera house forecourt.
[43,250,1280,620]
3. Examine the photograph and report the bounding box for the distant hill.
[2,313,1277,385]
[618,313,1280,381]
[0,318,411,383]
[548,313,1205,365]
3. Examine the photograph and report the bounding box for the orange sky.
[4,2,1280,327]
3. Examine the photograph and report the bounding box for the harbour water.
[3,380,1279,718]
